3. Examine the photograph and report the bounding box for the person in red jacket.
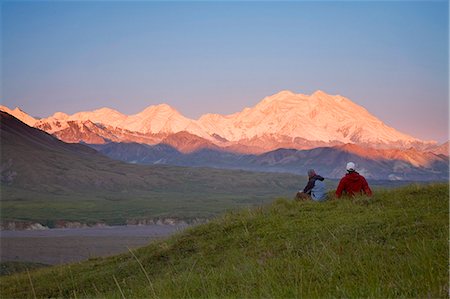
[335,162,372,198]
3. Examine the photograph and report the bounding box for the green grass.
[0,262,49,276]
[1,183,448,298]
[1,174,301,226]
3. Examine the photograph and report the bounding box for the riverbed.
[0,224,188,265]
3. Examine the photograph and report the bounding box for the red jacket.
[335,171,372,198]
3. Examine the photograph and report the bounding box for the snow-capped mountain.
[198,90,425,146]
[48,107,127,128]
[36,103,210,140]
[120,104,208,138]
[34,118,165,145]
[1,90,435,151]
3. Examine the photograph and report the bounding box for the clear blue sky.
[1,1,448,142]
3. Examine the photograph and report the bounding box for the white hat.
[346,162,355,171]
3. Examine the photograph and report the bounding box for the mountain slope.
[1,184,447,298]
[0,112,302,225]
[0,105,37,127]
[88,142,182,164]
[92,142,449,181]
[427,141,449,157]
[34,118,164,145]
[251,145,448,181]
[160,131,221,153]
[50,107,127,128]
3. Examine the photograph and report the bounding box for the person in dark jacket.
[335,162,372,198]
[296,169,327,201]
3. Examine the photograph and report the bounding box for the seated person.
[336,162,372,198]
[296,169,327,201]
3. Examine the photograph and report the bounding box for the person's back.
[311,178,327,201]
[296,169,327,201]
[336,162,372,198]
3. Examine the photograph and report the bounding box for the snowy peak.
[136,103,176,115]
[260,90,297,103]
[52,112,69,120]
[0,105,37,127]
[69,108,127,126]
[124,104,209,137]
[132,103,184,122]
[256,90,307,109]
[312,89,328,97]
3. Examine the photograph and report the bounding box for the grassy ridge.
[1,184,448,298]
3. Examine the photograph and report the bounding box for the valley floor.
[0,224,187,265]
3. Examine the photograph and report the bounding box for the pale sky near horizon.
[1,1,448,142]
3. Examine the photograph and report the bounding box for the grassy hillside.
[1,184,447,298]
[0,262,49,276]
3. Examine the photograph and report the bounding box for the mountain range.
[1,90,448,181]
[88,140,448,181]
[0,90,437,150]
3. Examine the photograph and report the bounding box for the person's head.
[307,169,316,178]
[346,162,356,173]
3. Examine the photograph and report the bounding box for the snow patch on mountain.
[0,106,37,127]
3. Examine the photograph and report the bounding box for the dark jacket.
[303,175,327,201]
[335,171,372,198]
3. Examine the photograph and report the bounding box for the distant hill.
[90,141,449,181]
[1,184,447,298]
[0,111,303,226]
